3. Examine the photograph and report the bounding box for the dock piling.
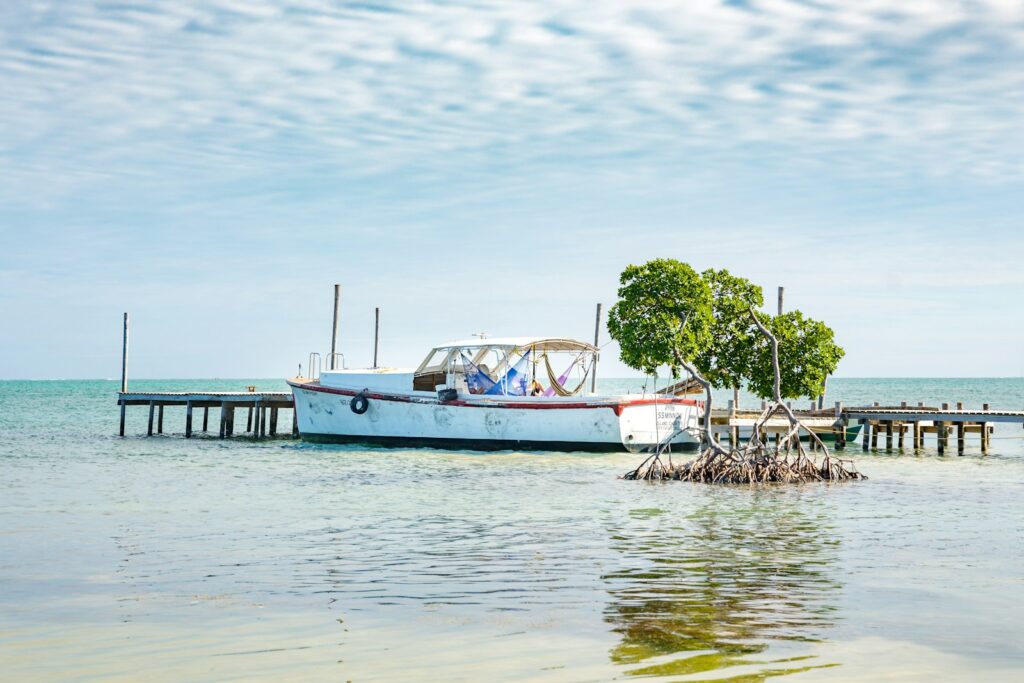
[202,407,209,432]
[727,399,736,447]
[118,313,129,437]
[121,312,129,394]
[834,402,845,449]
[186,401,193,438]
[982,404,991,454]
[147,401,155,436]
[157,405,164,434]
[270,407,279,436]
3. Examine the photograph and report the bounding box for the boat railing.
[308,352,321,381]
[327,352,347,370]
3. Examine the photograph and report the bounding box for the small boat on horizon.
[287,336,702,452]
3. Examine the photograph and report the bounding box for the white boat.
[287,337,702,452]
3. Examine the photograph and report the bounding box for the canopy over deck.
[414,337,597,381]
[433,337,597,353]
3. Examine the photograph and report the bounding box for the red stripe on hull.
[287,380,701,415]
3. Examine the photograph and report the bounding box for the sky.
[1,0,1022,380]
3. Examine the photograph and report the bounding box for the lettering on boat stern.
[656,410,683,430]
[485,411,507,437]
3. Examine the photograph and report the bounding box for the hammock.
[485,349,531,396]
[460,353,496,394]
[543,353,589,397]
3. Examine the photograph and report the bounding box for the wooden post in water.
[590,303,602,394]
[921,403,929,450]
[937,402,948,454]
[119,312,129,436]
[246,407,253,432]
[185,401,193,438]
[956,401,965,455]
[861,419,870,450]
[981,403,990,454]
[260,405,268,438]
[218,402,227,438]
[157,405,164,434]
[202,407,209,432]
[730,387,740,447]
[147,401,155,436]
[253,399,261,439]
[885,421,893,451]
[834,401,845,449]
[226,407,235,437]
[121,312,130,393]
[270,407,279,436]
[373,307,380,369]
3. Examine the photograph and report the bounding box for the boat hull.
[288,381,701,453]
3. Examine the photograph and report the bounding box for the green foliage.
[607,259,713,377]
[747,311,845,400]
[694,268,764,390]
[608,260,843,399]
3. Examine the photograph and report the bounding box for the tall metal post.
[330,284,341,370]
[121,312,130,393]
[590,303,602,394]
[373,307,380,369]
[777,286,784,316]
[119,312,129,437]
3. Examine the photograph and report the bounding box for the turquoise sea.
[1,378,1023,682]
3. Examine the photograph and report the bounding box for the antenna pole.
[330,284,341,370]
[590,303,602,394]
[373,307,380,369]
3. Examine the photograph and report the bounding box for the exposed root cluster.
[624,400,866,484]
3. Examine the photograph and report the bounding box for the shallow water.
[1,379,1023,682]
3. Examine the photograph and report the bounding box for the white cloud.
[0,0,1023,205]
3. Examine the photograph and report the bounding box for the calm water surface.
[1,379,1023,682]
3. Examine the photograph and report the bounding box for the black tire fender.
[350,393,369,415]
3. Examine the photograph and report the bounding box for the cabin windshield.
[412,338,597,396]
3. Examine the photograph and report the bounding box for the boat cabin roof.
[415,337,596,375]
[434,337,596,352]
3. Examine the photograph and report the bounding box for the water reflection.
[604,489,842,680]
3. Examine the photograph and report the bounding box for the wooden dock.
[118,391,295,439]
[711,401,1024,455]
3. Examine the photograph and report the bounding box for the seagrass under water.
[1,378,1023,681]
